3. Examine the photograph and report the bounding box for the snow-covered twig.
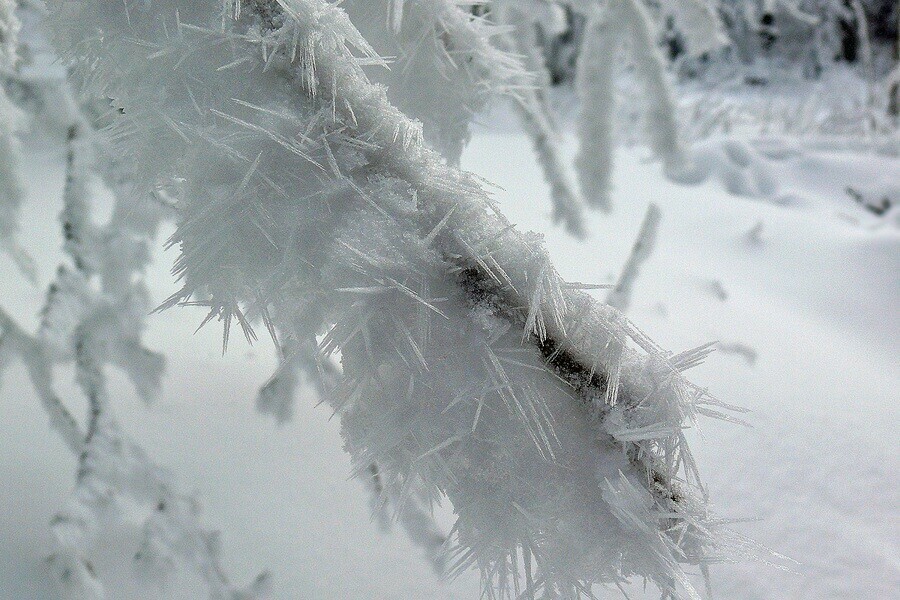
[606,202,661,312]
[0,306,83,452]
[51,119,266,600]
[343,0,527,165]
[616,0,687,174]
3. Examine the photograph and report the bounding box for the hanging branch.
[341,0,588,235]
[573,0,690,209]
[343,0,529,165]
[257,1,584,564]
[574,4,620,211]
[850,0,876,135]
[0,307,84,452]
[615,0,687,172]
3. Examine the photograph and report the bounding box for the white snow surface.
[1,120,897,598]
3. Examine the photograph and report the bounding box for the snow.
[1,115,898,598]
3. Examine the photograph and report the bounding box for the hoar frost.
[33,0,764,598]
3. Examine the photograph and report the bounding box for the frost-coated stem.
[343,0,528,165]
[344,0,587,236]
[512,91,588,236]
[61,123,95,272]
[255,1,669,420]
[616,0,686,173]
[574,5,619,210]
[606,202,660,312]
[0,12,262,592]
[496,2,555,123]
[234,1,730,593]
[48,327,109,600]
[54,323,271,600]
[575,0,688,208]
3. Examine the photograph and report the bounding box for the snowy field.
[0,120,897,599]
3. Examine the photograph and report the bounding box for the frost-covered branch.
[850,0,877,134]
[614,0,687,172]
[341,1,588,236]
[44,0,754,596]
[52,320,272,600]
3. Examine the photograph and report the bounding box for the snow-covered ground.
[0,121,897,598]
